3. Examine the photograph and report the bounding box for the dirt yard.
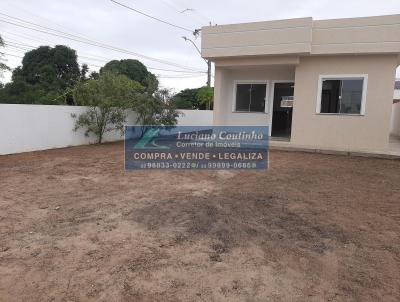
[0,143,399,302]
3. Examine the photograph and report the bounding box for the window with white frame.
[234,82,267,112]
[317,75,367,115]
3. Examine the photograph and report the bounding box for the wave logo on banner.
[134,128,170,149]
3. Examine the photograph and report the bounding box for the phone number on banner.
[139,162,259,169]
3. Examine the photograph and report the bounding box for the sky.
[1,0,400,93]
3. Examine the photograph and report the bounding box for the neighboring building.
[202,15,400,153]
[395,79,400,102]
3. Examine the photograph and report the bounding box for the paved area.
[389,135,400,156]
[270,136,400,159]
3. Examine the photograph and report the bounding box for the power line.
[3,52,204,79]
[157,74,206,78]
[3,49,204,79]
[109,0,193,33]
[3,38,207,75]
[2,51,204,78]
[148,67,205,74]
[182,36,211,86]
[0,15,204,71]
[4,49,205,78]
[0,12,112,48]
[2,52,209,81]
[158,0,182,13]
[0,17,200,71]
[2,52,23,58]
[158,0,209,25]
[6,2,94,40]
[4,42,29,49]
[3,34,129,63]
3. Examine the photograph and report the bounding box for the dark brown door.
[271,82,294,139]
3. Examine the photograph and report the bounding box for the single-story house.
[201,14,400,154]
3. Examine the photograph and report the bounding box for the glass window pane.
[340,79,363,114]
[321,80,341,113]
[250,84,266,112]
[236,84,251,111]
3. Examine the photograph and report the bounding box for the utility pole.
[182,35,211,87]
[206,59,211,87]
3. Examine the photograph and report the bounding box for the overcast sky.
[1,0,400,92]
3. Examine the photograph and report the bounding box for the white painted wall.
[0,104,213,155]
[175,109,213,126]
[390,102,400,137]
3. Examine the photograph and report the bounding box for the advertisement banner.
[125,125,269,170]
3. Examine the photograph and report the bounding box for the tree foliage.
[72,72,143,144]
[133,88,179,128]
[196,86,214,110]
[80,63,89,81]
[172,88,201,109]
[100,59,158,93]
[0,35,10,80]
[72,72,178,143]
[0,45,81,104]
[172,87,214,110]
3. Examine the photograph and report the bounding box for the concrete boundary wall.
[0,104,213,155]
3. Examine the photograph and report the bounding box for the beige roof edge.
[201,14,400,59]
[201,17,312,34]
[201,13,400,33]
[313,13,400,27]
[314,13,400,20]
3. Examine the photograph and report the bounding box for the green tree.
[80,63,89,81]
[0,45,81,104]
[72,72,143,144]
[144,72,159,94]
[172,88,201,109]
[89,71,99,80]
[21,45,80,89]
[196,86,214,110]
[100,59,158,93]
[133,88,179,131]
[0,35,10,80]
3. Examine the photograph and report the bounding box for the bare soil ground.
[0,142,399,302]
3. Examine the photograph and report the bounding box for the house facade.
[202,15,400,153]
